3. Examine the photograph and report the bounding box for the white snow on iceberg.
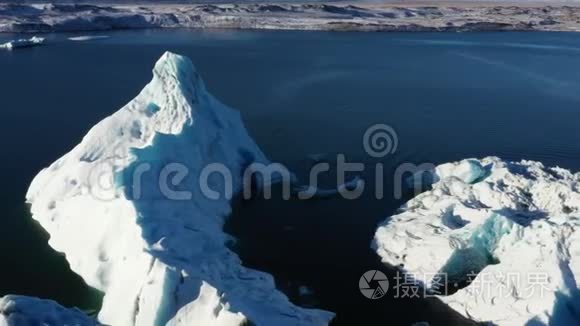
[0,295,99,325]
[0,36,44,50]
[374,157,580,325]
[25,52,334,326]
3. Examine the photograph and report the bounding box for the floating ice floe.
[68,35,110,41]
[0,295,99,325]
[24,52,334,326]
[0,36,44,50]
[307,153,329,163]
[293,175,363,199]
[373,157,580,325]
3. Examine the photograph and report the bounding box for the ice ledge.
[0,295,99,325]
[373,157,580,325]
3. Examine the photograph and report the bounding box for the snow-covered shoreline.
[2,2,580,33]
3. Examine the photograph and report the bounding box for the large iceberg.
[374,157,580,325]
[24,52,333,325]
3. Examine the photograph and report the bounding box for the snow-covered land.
[1,3,580,33]
[374,157,580,325]
[0,35,43,49]
[0,295,99,326]
[23,52,333,326]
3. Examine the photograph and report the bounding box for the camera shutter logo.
[359,270,389,299]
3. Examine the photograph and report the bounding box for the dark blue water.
[1,29,580,324]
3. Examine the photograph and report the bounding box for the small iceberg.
[0,36,44,50]
[68,35,110,41]
[373,157,580,325]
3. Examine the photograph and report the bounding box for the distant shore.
[2,2,580,33]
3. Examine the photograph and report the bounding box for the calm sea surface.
[1,29,580,324]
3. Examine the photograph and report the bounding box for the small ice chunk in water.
[68,35,110,41]
[0,36,44,50]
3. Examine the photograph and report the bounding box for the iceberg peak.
[154,51,196,79]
